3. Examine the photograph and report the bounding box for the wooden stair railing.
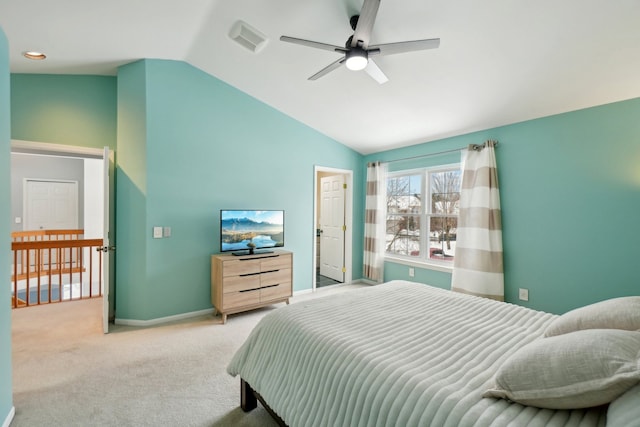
[10,229,103,308]
[11,229,86,281]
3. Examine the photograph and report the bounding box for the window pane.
[387,175,421,214]
[430,170,460,215]
[428,216,457,261]
[386,214,421,256]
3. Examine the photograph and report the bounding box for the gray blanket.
[228,280,606,426]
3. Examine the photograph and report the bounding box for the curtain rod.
[383,140,498,165]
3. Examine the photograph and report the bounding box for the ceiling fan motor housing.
[345,48,368,70]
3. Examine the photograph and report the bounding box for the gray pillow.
[483,329,640,409]
[544,296,640,337]
[607,383,640,427]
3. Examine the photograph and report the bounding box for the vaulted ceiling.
[1,0,639,154]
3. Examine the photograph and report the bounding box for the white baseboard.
[352,278,377,285]
[114,281,374,326]
[115,308,215,327]
[2,406,15,427]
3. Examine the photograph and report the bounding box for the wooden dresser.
[211,250,292,323]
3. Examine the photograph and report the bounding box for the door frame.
[313,166,353,290]
[11,139,114,332]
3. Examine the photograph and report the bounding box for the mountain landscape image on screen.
[221,211,284,251]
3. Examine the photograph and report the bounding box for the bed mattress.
[228,280,606,426]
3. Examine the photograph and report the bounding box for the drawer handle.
[262,284,280,289]
[239,288,261,293]
[239,272,261,277]
[239,269,280,277]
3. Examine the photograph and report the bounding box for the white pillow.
[607,383,640,427]
[544,296,640,337]
[483,329,640,409]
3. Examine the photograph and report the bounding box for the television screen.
[220,210,284,254]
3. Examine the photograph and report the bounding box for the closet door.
[24,179,78,231]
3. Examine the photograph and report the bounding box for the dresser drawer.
[261,283,291,302]
[224,288,260,308]
[224,274,260,293]
[260,269,291,287]
[261,254,292,271]
[222,259,260,277]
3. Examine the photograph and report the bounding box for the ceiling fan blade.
[280,36,347,54]
[364,59,389,84]
[351,0,381,49]
[370,38,440,56]
[309,57,346,80]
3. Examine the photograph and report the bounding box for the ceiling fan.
[280,0,440,84]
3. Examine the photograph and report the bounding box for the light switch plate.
[153,227,163,239]
[163,227,171,237]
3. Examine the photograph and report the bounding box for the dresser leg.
[286,298,290,305]
[222,313,227,324]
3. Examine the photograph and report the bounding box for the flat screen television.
[220,209,284,255]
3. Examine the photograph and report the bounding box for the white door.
[319,175,345,282]
[25,180,78,230]
[102,147,111,334]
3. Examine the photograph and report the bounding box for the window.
[385,165,461,265]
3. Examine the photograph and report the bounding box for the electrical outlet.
[518,288,529,301]
[153,227,163,239]
[163,227,171,237]
[409,267,415,277]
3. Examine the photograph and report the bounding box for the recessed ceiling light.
[23,51,47,60]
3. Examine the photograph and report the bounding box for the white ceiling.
[1,0,639,154]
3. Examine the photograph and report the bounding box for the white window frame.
[385,163,461,272]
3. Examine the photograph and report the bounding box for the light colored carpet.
[11,284,366,426]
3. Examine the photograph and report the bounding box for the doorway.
[313,166,353,290]
[10,140,113,333]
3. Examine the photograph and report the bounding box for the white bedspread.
[227,280,607,426]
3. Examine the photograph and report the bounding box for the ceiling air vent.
[229,20,268,53]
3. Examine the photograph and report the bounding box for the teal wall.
[0,26,14,427]
[115,59,364,320]
[366,98,640,314]
[11,74,116,149]
[115,61,150,319]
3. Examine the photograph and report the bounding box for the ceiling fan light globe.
[345,54,368,71]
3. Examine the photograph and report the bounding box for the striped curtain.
[363,161,387,283]
[451,140,504,301]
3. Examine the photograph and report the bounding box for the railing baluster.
[25,249,30,306]
[79,246,83,299]
[36,249,41,305]
[47,247,52,303]
[67,247,72,300]
[58,246,62,302]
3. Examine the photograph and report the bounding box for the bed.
[227,280,640,426]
